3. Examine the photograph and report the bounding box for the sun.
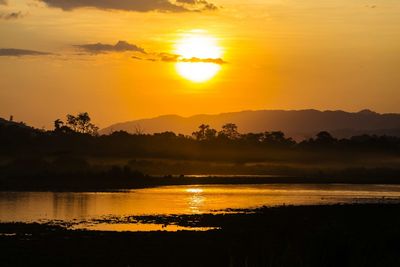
[175,63,221,83]
[174,31,223,83]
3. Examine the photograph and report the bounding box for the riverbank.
[3,174,400,192]
[1,204,400,266]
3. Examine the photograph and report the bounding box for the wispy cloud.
[0,11,24,20]
[0,41,227,64]
[0,48,52,56]
[176,0,217,10]
[40,0,218,12]
[133,52,227,65]
[74,40,146,54]
[181,57,226,64]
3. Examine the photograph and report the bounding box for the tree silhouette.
[263,131,285,143]
[192,124,208,141]
[315,131,336,144]
[219,123,239,140]
[54,112,98,136]
[192,124,218,141]
[54,119,63,130]
[205,128,217,140]
[242,133,264,143]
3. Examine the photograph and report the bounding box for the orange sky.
[1,0,399,129]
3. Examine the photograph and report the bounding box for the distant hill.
[100,109,400,140]
[0,117,31,129]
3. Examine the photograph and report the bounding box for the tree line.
[0,112,399,161]
[49,113,355,147]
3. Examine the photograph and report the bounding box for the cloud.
[158,52,227,64]
[159,52,180,62]
[176,0,217,10]
[0,11,24,20]
[40,0,218,12]
[74,40,146,54]
[181,57,226,64]
[131,55,144,60]
[0,48,52,56]
[133,52,227,65]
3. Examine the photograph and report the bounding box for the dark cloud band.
[40,0,217,12]
[74,40,146,54]
[133,52,227,65]
[176,0,217,10]
[181,57,226,64]
[0,48,52,56]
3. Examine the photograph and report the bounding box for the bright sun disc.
[174,32,223,83]
[176,62,221,83]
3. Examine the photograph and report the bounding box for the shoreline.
[1,203,400,266]
[3,175,400,192]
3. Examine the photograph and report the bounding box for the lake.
[1,184,400,231]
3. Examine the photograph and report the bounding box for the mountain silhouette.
[100,109,400,140]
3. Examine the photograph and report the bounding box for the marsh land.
[1,116,400,266]
[1,204,400,267]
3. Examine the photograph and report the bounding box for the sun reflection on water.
[186,187,205,213]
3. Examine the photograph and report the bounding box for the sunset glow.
[1,0,400,263]
[1,0,399,129]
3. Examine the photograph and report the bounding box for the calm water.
[1,184,400,231]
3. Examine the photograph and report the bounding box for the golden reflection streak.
[186,187,205,213]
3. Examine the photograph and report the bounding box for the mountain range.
[100,109,400,140]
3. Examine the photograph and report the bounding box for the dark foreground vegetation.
[1,204,400,267]
[1,113,400,190]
